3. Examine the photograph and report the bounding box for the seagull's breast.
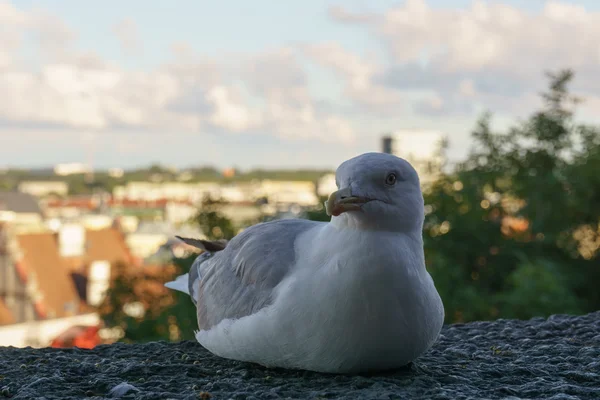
[271,227,444,372]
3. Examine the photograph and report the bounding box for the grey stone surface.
[0,312,599,399]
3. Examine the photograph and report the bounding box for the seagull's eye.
[385,173,397,186]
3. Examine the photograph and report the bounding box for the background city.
[1,0,599,348]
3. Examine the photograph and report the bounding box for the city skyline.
[2,0,600,170]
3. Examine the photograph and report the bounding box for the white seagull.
[165,152,445,374]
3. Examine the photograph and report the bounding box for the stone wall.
[0,312,598,399]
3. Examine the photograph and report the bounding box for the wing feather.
[194,218,320,330]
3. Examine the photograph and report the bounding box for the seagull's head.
[325,152,424,232]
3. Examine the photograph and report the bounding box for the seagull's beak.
[324,187,371,217]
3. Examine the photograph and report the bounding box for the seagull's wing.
[192,218,321,330]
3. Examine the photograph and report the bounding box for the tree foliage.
[192,196,236,241]
[98,259,198,343]
[424,69,600,323]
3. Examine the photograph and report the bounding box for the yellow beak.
[324,187,371,217]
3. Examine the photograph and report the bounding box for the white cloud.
[0,4,355,146]
[2,0,600,168]
[303,42,402,114]
[206,85,262,132]
[239,47,356,144]
[329,0,600,117]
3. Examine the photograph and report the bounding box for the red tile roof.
[85,228,134,266]
[108,199,169,208]
[16,233,81,319]
[43,197,98,210]
[0,299,14,325]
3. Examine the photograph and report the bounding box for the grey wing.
[194,218,321,330]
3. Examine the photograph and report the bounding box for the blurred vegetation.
[98,196,238,342]
[191,196,237,241]
[99,69,599,343]
[98,260,198,343]
[423,69,600,323]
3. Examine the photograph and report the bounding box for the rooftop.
[0,299,15,326]
[84,228,133,266]
[0,192,42,215]
[16,232,81,319]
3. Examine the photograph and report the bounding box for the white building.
[382,130,447,187]
[54,163,92,176]
[108,168,124,178]
[113,180,320,207]
[258,180,318,207]
[0,192,44,231]
[18,181,69,197]
[165,202,198,225]
[113,182,221,203]
[219,184,250,203]
[126,221,203,259]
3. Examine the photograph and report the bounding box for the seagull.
[165,152,445,374]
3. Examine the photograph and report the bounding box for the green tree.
[424,69,600,323]
[192,195,236,240]
[98,258,198,343]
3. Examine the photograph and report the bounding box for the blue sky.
[2,0,600,170]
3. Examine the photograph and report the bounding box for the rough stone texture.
[1,312,599,399]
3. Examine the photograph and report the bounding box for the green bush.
[424,70,599,323]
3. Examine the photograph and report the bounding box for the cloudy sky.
[1,0,599,170]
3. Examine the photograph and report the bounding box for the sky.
[1,0,600,171]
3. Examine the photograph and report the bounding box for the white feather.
[164,273,190,295]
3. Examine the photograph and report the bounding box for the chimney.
[58,223,86,257]
[382,135,393,154]
[87,260,111,307]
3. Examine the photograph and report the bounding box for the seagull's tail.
[164,273,191,295]
[165,256,204,305]
[165,235,227,305]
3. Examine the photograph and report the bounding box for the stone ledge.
[1,312,599,399]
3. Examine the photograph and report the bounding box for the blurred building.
[219,183,251,203]
[108,198,166,221]
[18,181,69,197]
[165,201,198,225]
[126,222,173,259]
[0,220,138,347]
[0,192,45,231]
[113,182,221,203]
[113,180,320,208]
[381,130,447,188]
[42,195,100,219]
[0,223,84,337]
[316,174,337,198]
[54,163,92,176]
[126,221,203,260]
[0,298,14,325]
[108,168,124,178]
[258,180,318,207]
